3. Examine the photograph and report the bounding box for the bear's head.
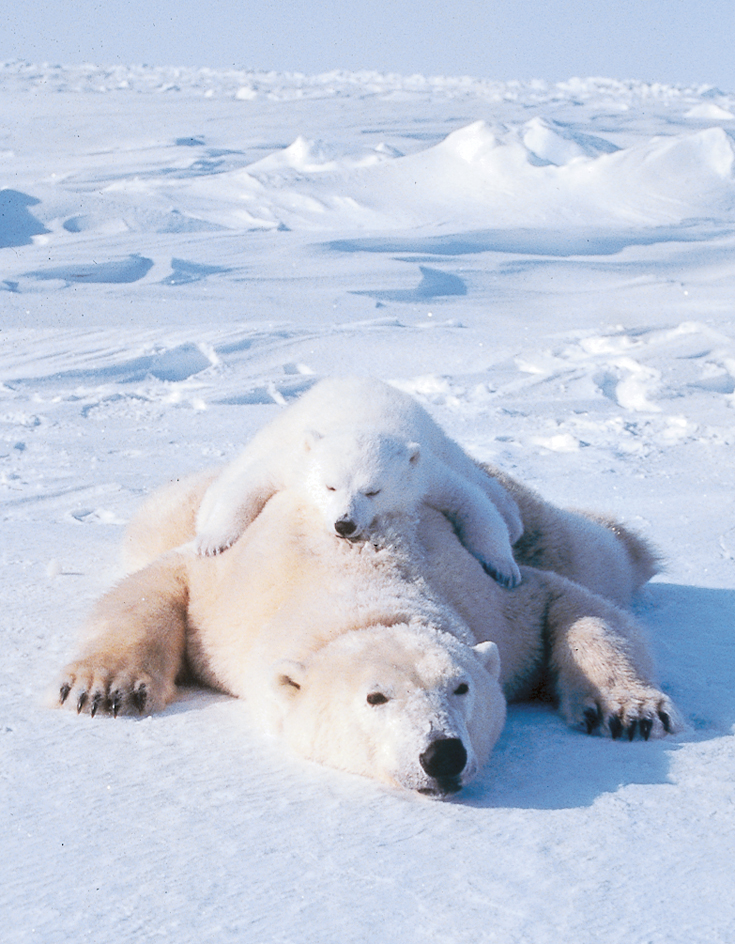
[271,624,506,798]
[302,428,423,542]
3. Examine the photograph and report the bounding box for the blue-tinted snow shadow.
[16,254,154,285]
[215,376,317,405]
[0,189,50,248]
[461,582,735,810]
[9,342,213,388]
[325,224,731,258]
[161,257,231,285]
[352,265,467,302]
[5,255,154,292]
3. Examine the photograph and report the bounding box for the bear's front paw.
[481,557,522,590]
[57,660,159,717]
[194,529,239,557]
[578,688,681,741]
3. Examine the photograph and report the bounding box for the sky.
[2,0,735,91]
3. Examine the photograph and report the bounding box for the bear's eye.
[366,692,389,706]
[325,486,336,492]
[364,489,381,498]
[454,683,469,696]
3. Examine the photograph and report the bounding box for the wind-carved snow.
[2,63,735,944]
[142,119,735,232]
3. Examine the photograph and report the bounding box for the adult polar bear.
[58,457,679,799]
[193,377,524,588]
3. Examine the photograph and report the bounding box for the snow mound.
[171,120,735,232]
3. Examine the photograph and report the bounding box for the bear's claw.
[89,691,104,717]
[58,666,153,718]
[583,705,602,734]
[195,532,237,557]
[580,695,679,741]
[481,561,522,590]
[130,684,148,714]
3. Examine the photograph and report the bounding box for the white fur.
[194,377,523,587]
[58,474,680,799]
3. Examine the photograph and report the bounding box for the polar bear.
[193,377,524,588]
[57,466,680,798]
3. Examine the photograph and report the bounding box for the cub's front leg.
[423,460,522,589]
[56,554,190,716]
[195,460,277,557]
[543,573,681,740]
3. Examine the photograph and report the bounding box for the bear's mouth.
[417,775,464,799]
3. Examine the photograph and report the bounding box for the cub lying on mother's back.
[194,377,524,588]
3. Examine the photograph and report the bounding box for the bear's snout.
[419,737,467,779]
[334,517,358,538]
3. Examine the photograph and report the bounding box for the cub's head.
[271,625,506,798]
[302,428,423,541]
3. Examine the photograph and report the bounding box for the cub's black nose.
[334,518,357,537]
[419,738,467,779]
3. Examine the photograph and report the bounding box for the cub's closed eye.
[325,486,336,492]
[364,489,381,498]
[454,683,469,696]
[367,692,389,706]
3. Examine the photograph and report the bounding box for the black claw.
[626,720,637,741]
[609,714,624,740]
[110,691,122,718]
[481,562,515,589]
[90,692,103,718]
[131,684,147,714]
[584,706,602,734]
[482,562,500,582]
[59,682,71,705]
[76,691,88,714]
[639,717,653,741]
[658,710,672,733]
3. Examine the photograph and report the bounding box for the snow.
[2,63,734,943]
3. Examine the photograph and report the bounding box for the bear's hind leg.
[543,575,681,740]
[56,554,189,716]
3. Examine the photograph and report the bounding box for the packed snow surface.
[2,63,734,943]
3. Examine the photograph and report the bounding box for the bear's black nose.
[419,738,467,779]
[334,518,357,537]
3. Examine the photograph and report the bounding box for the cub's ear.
[407,441,421,464]
[472,641,501,680]
[272,659,306,700]
[303,429,323,452]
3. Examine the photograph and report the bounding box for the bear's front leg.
[56,554,190,716]
[424,461,522,589]
[195,462,277,557]
[543,574,681,740]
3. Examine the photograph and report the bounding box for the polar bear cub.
[195,377,524,587]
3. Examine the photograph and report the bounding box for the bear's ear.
[303,429,323,453]
[472,641,501,680]
[272,659,306,700]
[407,441,421,465]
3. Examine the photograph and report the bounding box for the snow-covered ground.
[2,63,734,943]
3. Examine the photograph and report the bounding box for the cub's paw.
[194,528,239,557]
[56,660,164,717]
[480,556,522,590]
[578,688,681,741]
